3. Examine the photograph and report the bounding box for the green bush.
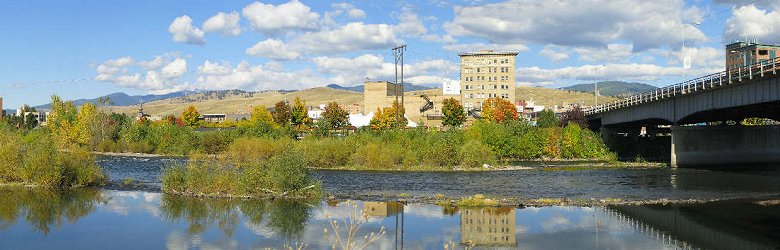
[460,140,496,168]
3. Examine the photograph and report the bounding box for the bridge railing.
[585,56,780,115]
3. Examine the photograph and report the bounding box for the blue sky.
[1,0,779,108]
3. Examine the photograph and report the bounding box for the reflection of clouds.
[101,191,162,217]
[166,230,238,250]
[243,221,276,238]
[540,215,571,231]
[404,204,447,219]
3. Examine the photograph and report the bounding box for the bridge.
[585,57,780,167]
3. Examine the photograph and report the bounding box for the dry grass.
[111,87,362,117]
[515,86,619,108]
[109,86,618,118]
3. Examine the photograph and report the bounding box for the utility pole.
[392,44,407,127]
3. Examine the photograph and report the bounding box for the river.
[0,155,778,249]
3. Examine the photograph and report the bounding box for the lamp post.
[681,20,701,83]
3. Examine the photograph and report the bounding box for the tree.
[272,101,292,126]
[182,106,200,127]
[481,98,518,123]
[559,106,588,128]
[442,98,466,127]
[290,97,310,129]
[322,102,349,129]
[250,106,275,126]
[23,113,38,129]
[536,109,559,128]
[369,101,407,130]
[76,102,99,147]
[48,95,79,146]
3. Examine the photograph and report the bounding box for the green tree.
[272,101,292,126]
[322,102,349,130]
[536,109,559,128]
[290,97,310,129]
[23,113,38,129]
[48,95,79,147]
[76,102,99,147]
[250,106,276,126]
[442,98,466,127]
[481,98,518,123]
[182,106,200,127]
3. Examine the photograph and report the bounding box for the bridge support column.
[671,125,780,168]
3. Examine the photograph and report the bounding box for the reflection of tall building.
[461,207,517,247]
[363,201,403,218]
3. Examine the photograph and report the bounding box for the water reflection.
[2,189,779,249]
[609,200,780,249]
[160,195,315,241]
[0,188,106,234]
[461,207,516,247]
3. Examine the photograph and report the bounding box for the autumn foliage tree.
[181,106,200,127]
[272,101,292,126]
[48,95,79,147]
[442,98,466,127]
[322,102,349,129]
[250,106,275,127]
[481,98,518,123]
[291,97,310,129]
[75,102,99,147]
[370,101,407,130]
[559,106,587,128]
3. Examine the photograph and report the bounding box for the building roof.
[726,41,780,50]
[458,50,519,57]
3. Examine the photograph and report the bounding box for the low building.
[200,114,226,123]
[726,40,780,71]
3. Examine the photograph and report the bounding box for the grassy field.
[110,86,619,117]
[111,87,362,116]
[515,86,619,108]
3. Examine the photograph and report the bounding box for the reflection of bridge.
[605,203,780,250]
[586,58,780,167]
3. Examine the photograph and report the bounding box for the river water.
[0,156,778,249]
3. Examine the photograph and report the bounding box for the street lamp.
[681,20,701,82]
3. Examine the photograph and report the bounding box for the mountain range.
[326,83,433,92]
[36,91,195,109]
[561,81,657,97]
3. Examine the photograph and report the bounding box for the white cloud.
[168,15,205,45]
[282,22,397,55]
[573,44,633,63]
[138,56,165,70]
[443,43,529,52]
[444,0,706,50]
[652,46,724,69]
[713,0,780,10]
[312,54,458,86]
[202,11,242,36]
[160,58,187,79]
[394,7,427,37]
[517,63,719,86]
[332,3,366,18]
[198,60,232,75]
[242,0,320,34]
[94,55,190,93]
[246,39,301,60]
[347,8,367,19]
[195,61,324,91]
[724,5,780,43]
[539,46,570,63]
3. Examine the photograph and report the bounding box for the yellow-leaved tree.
[76,102,99,147]
[181,106,200,127]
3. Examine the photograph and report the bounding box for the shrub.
[226,137,291,166]
[460,140,496,168]
[351,143,394,169]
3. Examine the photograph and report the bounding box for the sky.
[1,0,780,108]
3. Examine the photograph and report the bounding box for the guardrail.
[585,57,780,115]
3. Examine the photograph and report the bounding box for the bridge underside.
[587,76,780,168]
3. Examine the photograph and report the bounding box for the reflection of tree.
[267,200,313,241]
[159,195,315,242]
[0,188,105,234]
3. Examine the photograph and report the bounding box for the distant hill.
[36,91,195,109]
[327,83,432,93]
[561,81,657,98]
